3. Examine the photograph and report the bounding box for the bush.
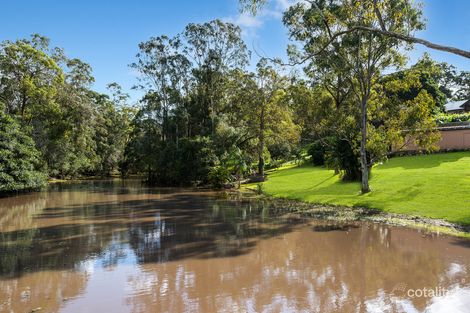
[325,138,362,181]
[0,110,47,192]
[308,140,326,166]
[265,159,283,170]
[144,136,218,186]
[268,142,291,161]
[177,136,218,185]
[307,137,363,181]
[208,165,231,188]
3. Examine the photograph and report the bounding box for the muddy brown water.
[1,180,470,313]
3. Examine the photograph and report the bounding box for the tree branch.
[356,26,470,59]
[303,25,470,60]
[373,0,387,31]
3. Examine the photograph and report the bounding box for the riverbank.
[242,151,470,238]
[236,191,470,238]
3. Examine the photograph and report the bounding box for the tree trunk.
[162,106,167,143]
[176,123,179,149]
[21,88,27,117]
[210,93,215,136]
[258,103,265,177]
[360,95,370,194]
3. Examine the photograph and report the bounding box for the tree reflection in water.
[0,180,470,312]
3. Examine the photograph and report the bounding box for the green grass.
[255,151,470,225]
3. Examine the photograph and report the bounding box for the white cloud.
[225,12,263,29]
[274,0,303,14]
[223,0,302,37]
[274,0,297,12]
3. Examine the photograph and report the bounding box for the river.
[1,180,470,312]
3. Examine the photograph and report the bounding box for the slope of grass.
[257,152,470,225]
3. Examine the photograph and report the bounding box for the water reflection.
[0,180,470,312]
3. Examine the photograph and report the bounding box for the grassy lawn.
[256,151,470,225]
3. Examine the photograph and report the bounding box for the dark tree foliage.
[326,138,362,181]
[308,141,326,166]
[307,137,361,180]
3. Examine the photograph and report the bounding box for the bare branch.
[309,25,470,60]
[360,26,470,59]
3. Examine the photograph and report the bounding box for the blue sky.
[1,0,469,102]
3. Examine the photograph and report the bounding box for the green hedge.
[435,112,470,124]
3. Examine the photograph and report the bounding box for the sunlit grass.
[254,151,470,225]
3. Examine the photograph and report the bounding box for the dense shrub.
[177,136,218,184]
[307,140,326,166]
[306,137,364,181]
[325,138,363,181]
[0,110,47,192]
[265,159,283,170]
[208,166,231,188]
[268,142,291,161]
[144,136,218,186]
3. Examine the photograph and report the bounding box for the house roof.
[444,100,469,112]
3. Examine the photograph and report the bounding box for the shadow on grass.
[353,186,421,210]
[378,152,468,170]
